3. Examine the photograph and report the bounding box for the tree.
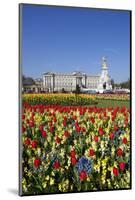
[111,79,115,89]
[75,84,81,105]
[75,84,81,94]
[61,88,66,93]
[22,75,35,86]
[114,78,130,89]
[103,82,106,90]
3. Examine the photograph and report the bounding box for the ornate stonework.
[98,57,112,92]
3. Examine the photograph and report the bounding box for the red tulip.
[31,140,37,148]
[113,167,119,176]
[76,126,81,133]
[71,157,77,165]
[50,126,54,133]
[29,120,34,127]
[99,115,102,120]
[112,116,115,121]
[39,125,44,132]
[81,127,86,132]
[73,115,77,120]
[22,125,26,133]
[64,130,70,137]
[63,120,67,126]
[55,136,61,144]
[64,116,67,121]
[24,138,30,146]
[117,148,123,157]
[80,171,87,181]
[54,118,57,123]
[94,135,99,142]
[119,162,125,171]
[99,127,104,135]
[124,119,128,126]
[89,148,94,156]
[22,114,25,120]
[53,160,60,169]
[42,130,47,138]
[70,150,76,158]
[122,137,128,144]
[110,132,114,140]
[49,122,52,127]
[90,117,95,123]
[34,158,41,168]
[114,125,118,131]
[104,112,107,117]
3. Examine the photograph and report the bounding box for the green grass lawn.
[93,99,130,108]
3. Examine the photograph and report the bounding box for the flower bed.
[22,104,130,194]
[22,94,96,106]
[94,94,130,101]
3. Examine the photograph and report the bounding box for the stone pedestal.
[98,57,112,92]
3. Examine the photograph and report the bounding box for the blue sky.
[21,4,130,83]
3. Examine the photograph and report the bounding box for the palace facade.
[43,57,112,93]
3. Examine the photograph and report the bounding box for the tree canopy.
[22,75,35,86]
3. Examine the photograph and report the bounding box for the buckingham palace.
[43,57,112,93]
